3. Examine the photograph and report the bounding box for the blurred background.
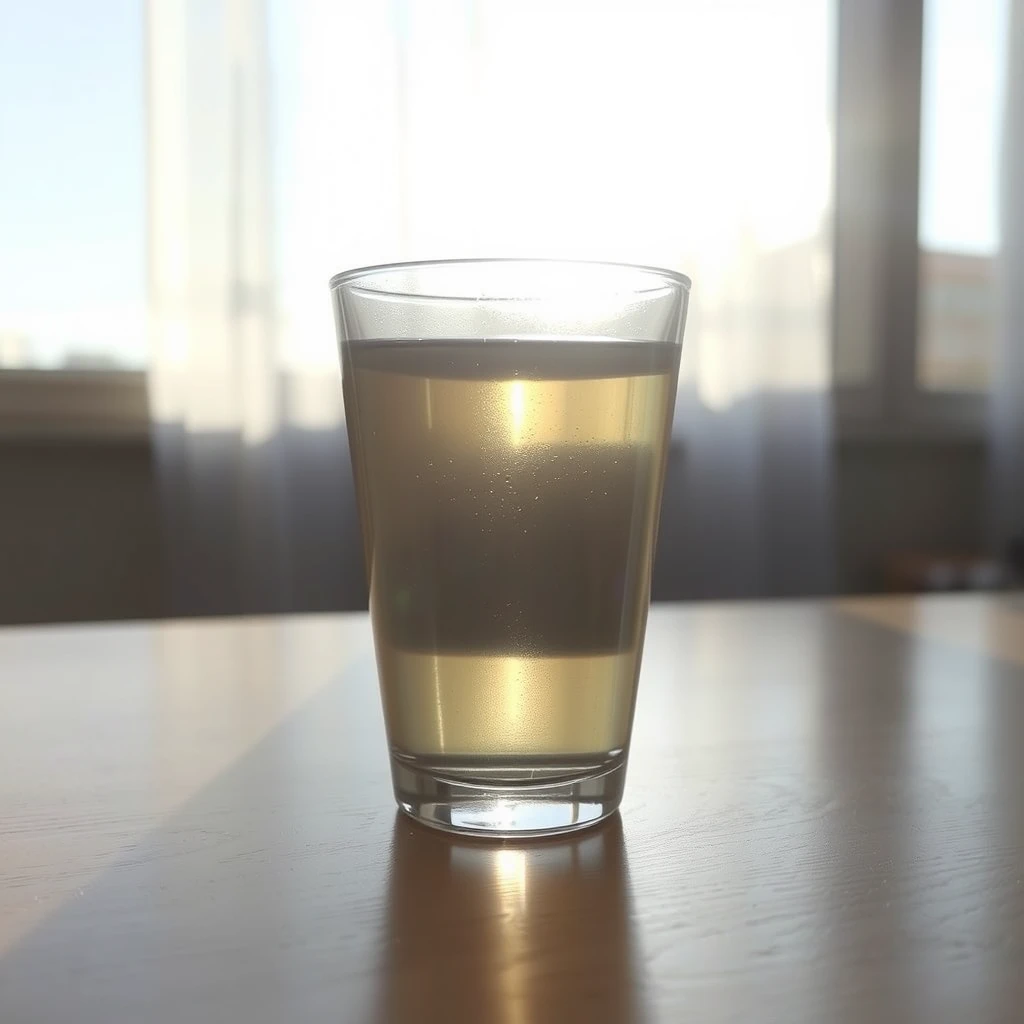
[0,0,1021,625]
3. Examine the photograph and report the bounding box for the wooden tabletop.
[2,594,1024,1023]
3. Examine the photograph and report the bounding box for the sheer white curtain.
[148,0,362,614]
[990,0,1024,573]
[147,0,834,614]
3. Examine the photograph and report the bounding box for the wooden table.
[2,595,1024,1023]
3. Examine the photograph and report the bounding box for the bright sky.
[919,0,1010,255]
[0,0,1011,367]
[0,0,145,364]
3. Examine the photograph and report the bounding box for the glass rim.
[329,258,691,301]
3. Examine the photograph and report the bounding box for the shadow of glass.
[374,812,648,1024]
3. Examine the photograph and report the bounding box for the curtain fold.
[147,0,363,615]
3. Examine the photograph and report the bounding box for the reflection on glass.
[374,812,645,1024]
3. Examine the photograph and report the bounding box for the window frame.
[833,0,989,441]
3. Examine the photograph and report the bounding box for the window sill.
[0,370,150,444]
[835,381,988,447]
[0,369,988,453]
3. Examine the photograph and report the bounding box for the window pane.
[917,0,1009,392]
[0,1,146,370]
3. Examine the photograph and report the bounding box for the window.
[835,0,1012,434]
[2,0,1011,443]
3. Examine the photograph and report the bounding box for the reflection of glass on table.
[374,812,646,1023]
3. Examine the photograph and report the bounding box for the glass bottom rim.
[391,753,627,838]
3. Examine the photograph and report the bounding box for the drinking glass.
[331,259,689,836]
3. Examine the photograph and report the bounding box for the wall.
[835,437,988,592]
[0,435,992,625]
[0,439,166,625]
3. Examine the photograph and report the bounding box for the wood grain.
[2,596,1024,1022]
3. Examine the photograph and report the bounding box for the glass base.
[391,753,626,838]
